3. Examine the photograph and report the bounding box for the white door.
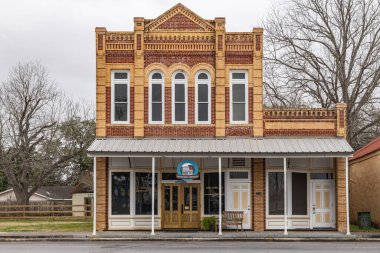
[311,180,335,228]
[228,182,251,229]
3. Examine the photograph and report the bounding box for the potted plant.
[201,216,217,232]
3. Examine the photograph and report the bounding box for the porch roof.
[87,137,354,158]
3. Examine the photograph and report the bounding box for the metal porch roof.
[87,138,354,158]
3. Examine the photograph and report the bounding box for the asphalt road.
[0,241,380,252]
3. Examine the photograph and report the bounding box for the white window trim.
[171,71,188,124]
[148,71,165,124]
[111,70,130,124]
[229,70,248,124]
[195,71,211,124]
[108,168,161,218]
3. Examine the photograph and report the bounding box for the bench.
[222,211,244,231]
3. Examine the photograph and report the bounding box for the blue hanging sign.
[176,160,199,181]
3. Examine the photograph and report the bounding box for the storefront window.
[292,172,307,215]
[268,172,284,215]
[111,172,130,215]
[135,172,158,215]
[204,172,225,214]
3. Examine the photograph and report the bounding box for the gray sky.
[0,0,283,103]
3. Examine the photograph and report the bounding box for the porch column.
[92,157,97,236]
[283,157,288,235]
[151,157,155,235]
[218,157,222,235]
[345,157,351,235]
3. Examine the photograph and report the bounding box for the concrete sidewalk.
[1,231,380,241]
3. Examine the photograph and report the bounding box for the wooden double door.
[161,183,201,229]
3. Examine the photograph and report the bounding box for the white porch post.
[151,157,155,235]
[92,157,97,236]
[283,157,288,235]
[218,157,222,235]
[345,157,351,235]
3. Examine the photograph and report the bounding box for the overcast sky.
[0,0,284,103]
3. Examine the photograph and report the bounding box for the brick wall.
[252,158,265,231]
[96,157,108,231]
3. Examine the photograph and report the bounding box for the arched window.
[172,71,187,124]
[149,71,164,124]
[195,71,211,124]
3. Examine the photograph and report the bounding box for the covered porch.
[87,138,353,236]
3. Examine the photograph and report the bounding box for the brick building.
[88,4,353,234]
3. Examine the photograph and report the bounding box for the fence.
[0,201,93,218]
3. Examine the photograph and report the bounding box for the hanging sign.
[176,160,199,181]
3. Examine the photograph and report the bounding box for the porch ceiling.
[87,137,354,158]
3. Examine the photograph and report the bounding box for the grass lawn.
[0,218,92,232]
[350,224,380,233]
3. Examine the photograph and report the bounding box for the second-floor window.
[172,72,187,124]
[112,70,130,124]
[149,71,164,124]
[195,71,211,124]
[230,71,248,124]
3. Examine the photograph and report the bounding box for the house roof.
[350,136,380,161]
[0,186,72,200]
[87,137,354,158]
[35,186,72,200]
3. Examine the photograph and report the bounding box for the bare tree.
[264,0,380,149]
[0,62,94,204]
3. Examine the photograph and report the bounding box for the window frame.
[148,71,165,124]
[171,71,188,124]
[111,70,130,124]
[195,71,211,124]
[229,70,248,124]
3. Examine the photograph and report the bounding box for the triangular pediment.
[145,4,215,32]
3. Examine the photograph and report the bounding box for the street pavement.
[1,241,380,253]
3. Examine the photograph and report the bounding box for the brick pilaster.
[96,157,108,231]
[252,28,263,137]
[95,27,107,137]
[253,158,265,231]
[215,18,226,137]
[336,157,347,232]
[133,17,145,137]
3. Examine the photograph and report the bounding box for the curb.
[1,236,380,242]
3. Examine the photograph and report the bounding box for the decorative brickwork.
[226,33,254,43]
[96,157,108,231]
[105,50,134,63]
[137,34,142,50]
[98,34,103,50]
[144,126,215,137]
[264,109,336,119]
[252,159,265,231]
[225,51,253,64]
[225,87,229,124]
[156,13,203,31]
[226,126,253,136]
[106,32,134,43]
[218,35,223,51]
[144,35,214,44]
[255,35,261,51]
[164,87,172,124]
[339,110,344,128]
[264,129,336,136]
[144,51,215,68]
[188,87,195,124]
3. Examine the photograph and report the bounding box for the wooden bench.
[222,211,244,231]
